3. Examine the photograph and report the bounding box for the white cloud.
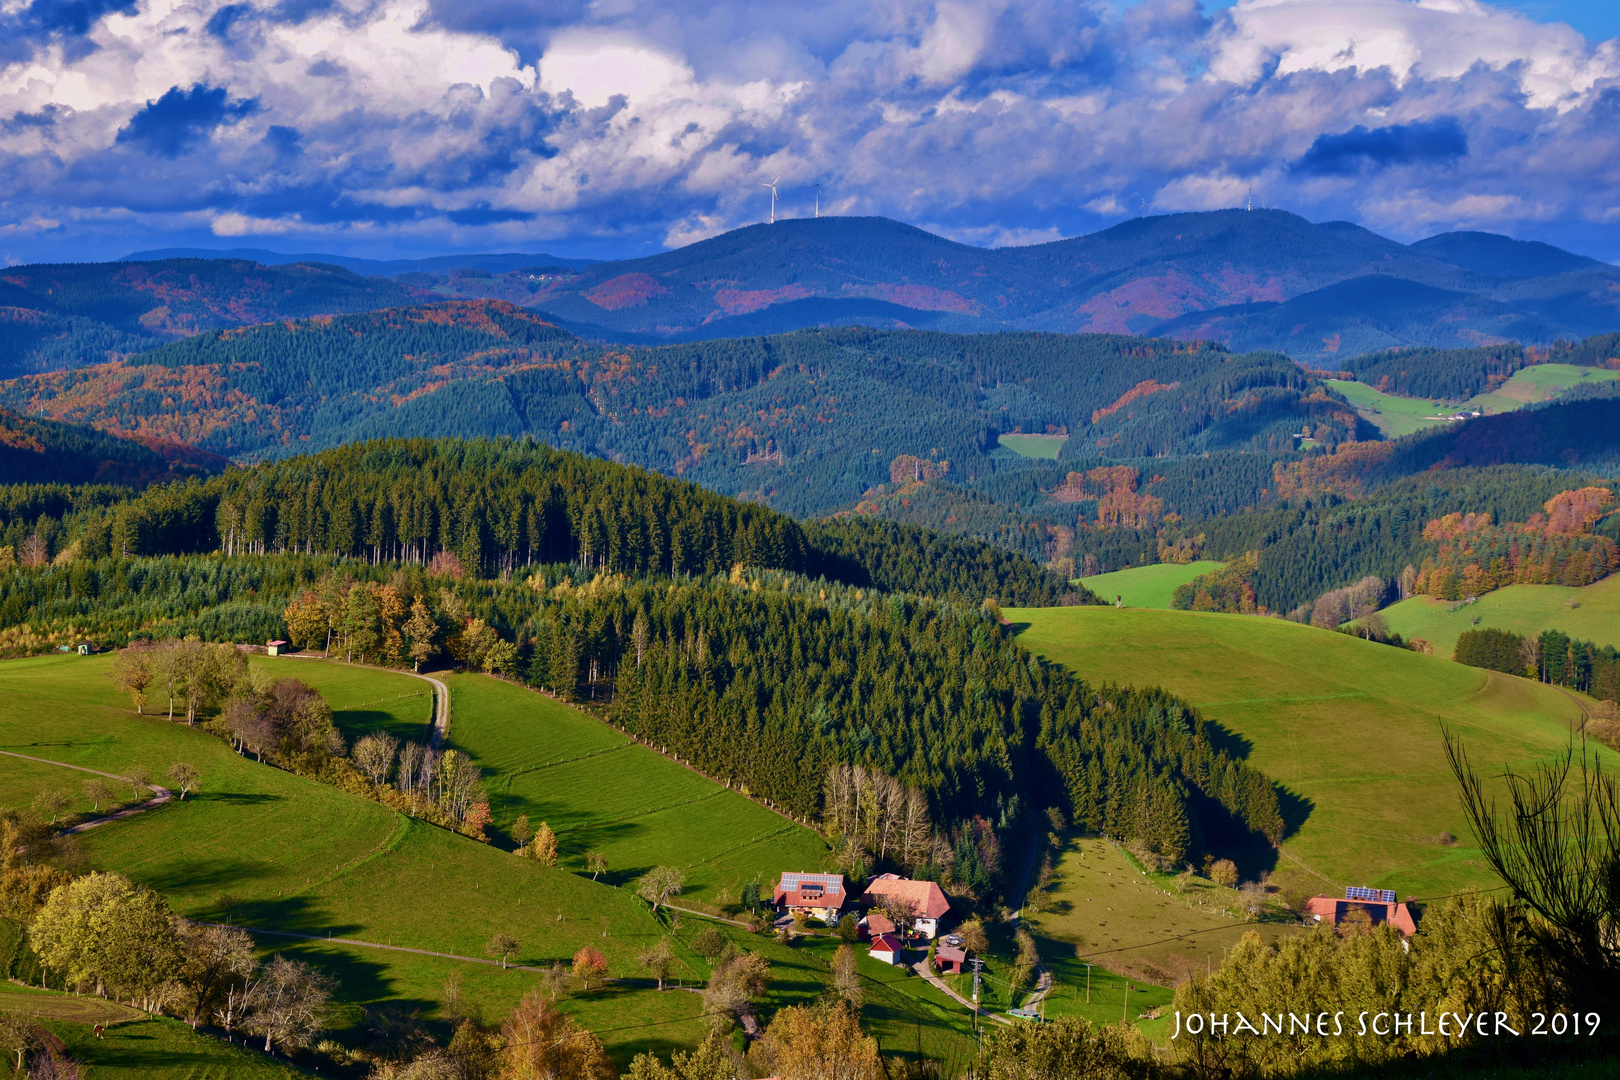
[1,0,1619,259]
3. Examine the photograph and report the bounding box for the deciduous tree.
[497,989,612,1080]
[244,954,332,1054]
[830,944,862,1008]
[571,947,607,991]
[354,732,399,787]
[175,923,256,1029]
[30,872,185,1008]
[165,762,199,800]
[758,1001,881,1080]
[485,933,520,970]
[638,937,677,991]
[531,822,558,866]
[638,866,685,916]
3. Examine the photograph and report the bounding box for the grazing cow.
[92,1025,104,1039]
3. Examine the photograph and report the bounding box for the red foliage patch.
[584,274,669,311]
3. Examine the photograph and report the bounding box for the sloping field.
[998,433,1067,459]
[46,1015,307,1079]
[1005,606,1592,900]
[1330,364,1619,438]
[443,673,831,905]
[1378,574,1620,657]
[1080,561,1225,610]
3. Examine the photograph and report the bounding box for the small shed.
[75,641,96,656]
[934,944,967,975]
[266,640,289,656]
[869,933,905,966]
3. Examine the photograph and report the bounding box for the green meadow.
[440,673,831,906]
[1377,574,1620,658]
[997,433,1068,459]
[1080,561,1225,610]
[0,654,897,1066]
[44,1013,310,1079]
[1330,364,1618,438]
[1005,605,1593,901]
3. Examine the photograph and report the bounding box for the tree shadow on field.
[133,857,288,898]
[189,791,283,806]
[1276,784,1315,843]
[1200,718,1255,763]
[1007,621,1032,636]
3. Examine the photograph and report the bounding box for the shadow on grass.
[1276,784,1315,842]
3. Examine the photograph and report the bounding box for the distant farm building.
[861,873,951,939]
[773,872,849,922]
[869,933,906,966]
[266,640,289,656]
[1305,887,1420,936]
[75,642,96,656]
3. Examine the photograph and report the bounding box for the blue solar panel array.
[1345,886,1397,904]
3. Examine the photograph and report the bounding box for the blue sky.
[2,0,1620,264]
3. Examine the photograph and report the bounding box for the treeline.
[1413,488,1617,599]
[475,566,1279,867]
[1083,467,1606,613]
[1454,627,1620,701]
[5,438,1083,608]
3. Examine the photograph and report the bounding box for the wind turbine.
[815,173,824,218]
[758,175,782,224]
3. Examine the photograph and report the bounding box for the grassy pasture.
[1006,606,1593,900]
[1015,835,1299,1042]
[1330,364,1619,438]
[442,673,831,906]
[44,1015,309,1078]
[1080,561,1225,610]
[997,433,1067,459]
[254,656,435,743]
[1376,575,1620,658]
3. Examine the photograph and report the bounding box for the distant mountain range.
[502,212,1620,359]
[120,248,601,276]
[2,210,1615,376]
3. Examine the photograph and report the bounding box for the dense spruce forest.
[0,437,1285,877]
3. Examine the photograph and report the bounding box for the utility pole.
[1122,981,1129,1023]
[969,958,985,1041]
[1084,962,1092,1003]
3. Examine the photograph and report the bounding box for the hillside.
[9,211,1618,375]
[0,311,1360,516]
[0,407,225,488]
[1006,605,1593,900]
[0,258,421,375]
[479,210,1620,353]
[1378,574,1620,656]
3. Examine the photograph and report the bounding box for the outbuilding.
[869,933,906,966]
[266,640,289,656]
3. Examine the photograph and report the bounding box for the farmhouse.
[773,872,850,922]
[861,873,951,940]
[869,933,906,966]
[1305,887,1420,936]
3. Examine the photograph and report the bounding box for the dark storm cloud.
[115,85,261,158]
[1293,118,1470,176]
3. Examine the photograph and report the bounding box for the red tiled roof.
[773,872,848,909]
[869,933,904,954]
[862,875,950,920]
[1305,895,1419,936]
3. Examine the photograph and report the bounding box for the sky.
[2,0,1620,264]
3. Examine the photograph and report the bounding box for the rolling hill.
[0,306,1359,516]
[1006,604,1595,901]
[0,406,225,487]
[0,258,422,377]
[10,210,1619,376]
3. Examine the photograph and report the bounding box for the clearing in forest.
[1376,574,1620,657]
[1079,561,1226,610]
[1329,364,1618,438]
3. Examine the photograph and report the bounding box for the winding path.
[912,959,1012,1026]
[284,655,450,749]
[0,749,173,831]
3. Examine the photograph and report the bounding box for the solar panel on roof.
[1345,886,1397,904]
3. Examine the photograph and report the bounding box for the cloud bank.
[1,0,1618,261]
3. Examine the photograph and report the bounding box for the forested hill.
[0,305,1366,516]
[0,436,1289,874]
[0,407,224,488]
[0,258,421,377]
[3,437,1088,607]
